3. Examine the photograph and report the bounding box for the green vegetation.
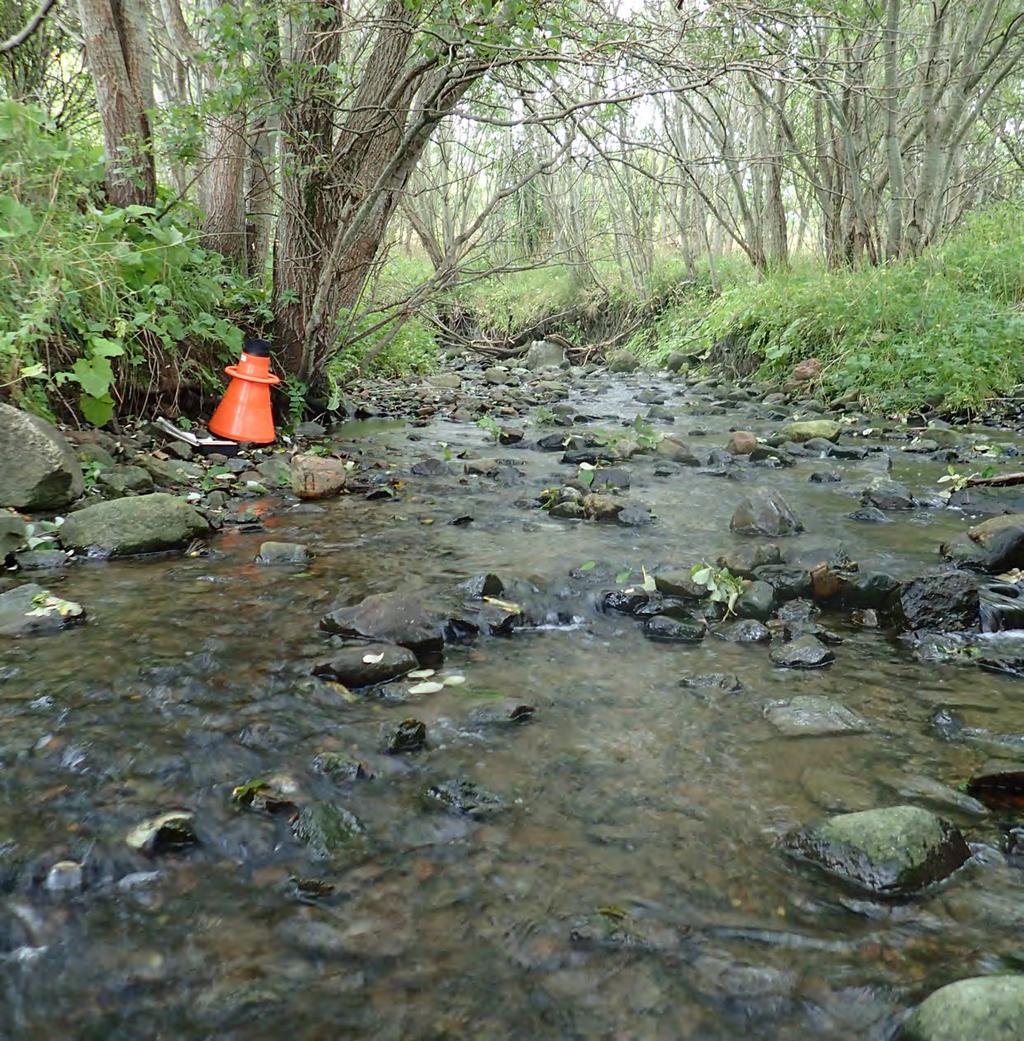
[643,206,1024,413]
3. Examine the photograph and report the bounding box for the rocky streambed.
[2,358,1024,1039]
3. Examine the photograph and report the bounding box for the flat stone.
[320,592,449,662]
[901,975,1024,1041]
[769,635,835,669]
[862,477,916,510]
[642,614,706,642]
[765,695,869,736]
[781,419,841,443]
[0,583,84,637]
[291,802,368,861]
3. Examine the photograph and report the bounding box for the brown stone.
[291,454,348,499]
[727,430,757,455]
[791,357,822,382]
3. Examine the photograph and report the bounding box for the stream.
[2,371,1024,1040]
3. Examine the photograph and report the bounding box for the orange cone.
[208,339,280,444]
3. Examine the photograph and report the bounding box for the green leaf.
[0,194,35,238]
[615,570,630,584]
[80,392,114,426]
[71,356,113,398]
[19,363,45,379]
[579,560,597,571]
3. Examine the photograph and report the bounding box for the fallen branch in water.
[967,472,1024,488]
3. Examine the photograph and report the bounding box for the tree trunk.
[76,0,155,207]
[199,112,248,265]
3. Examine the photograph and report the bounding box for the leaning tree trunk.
[76,0,156,207]
[199,112,248,265]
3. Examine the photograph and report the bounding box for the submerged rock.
[256,541,309,565]
[0,402,83,510]
[786,805,970,896]
[899,571,979,632]
[59,493,210,556]
[290,802,368,861]
[384,718,427,754]
[769,634,835,669]
[730,489,804,536]
[900,975,1024,1041]
[681,672,742,693]
[421,778,505,818]
[764,695,869,736]
[861,477,916,510]
[714,618,771,643]
[312,642,417,687]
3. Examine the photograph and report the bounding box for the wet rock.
[642,614,706,642]
[126,811,198,855]
[861,477,916,510]
[44,860,84,893]
[781,419,841,443]
[601,588,651,615]
[900,975,1024,1041]
[809,469,841,483]
[410,456,449,477]
[291,453,348,499]
[562,447,617,466]
[312,751,373,782]
[848,506,890,523]
[583,494,623,521]
[607,350,640,373]
[884,774,989,819]
[0,583,84,637]
[498,427,523,445]
[753,565,813,601]
[483,366,510,384]
[979,583,1024,632]
[384,718,427,754]
[715,618,771,643]
[900,571,979,632]
[727,430,758,455]
[717,543,783,578]
[591,466,630,490]
[422,778,505,818]
[964,762,1024,806]
[427,372,462,389]
[13,548,67,571]
[312,642,418,687]
[654,570,708,599]
[0,402,83,510]
[96,464,154,497]
[734,580,776,620]
[730,489,804,536]
[320,592,447,661]
[616,503,653,526]
[665,351,689,373]
[463,458,500,476]
[59,493,210,556]
[800,768,878,813]
[786,805,970,896]
[769,634,835,669]
[0,511,27,560]
[839,570,901,612]
[943,514,1024,573]
[680,672,742,695]
[524,339,568,370]
[765,695,869,736]
[255,541,309,565]
[290,802,368,861]
[654,435,706,466]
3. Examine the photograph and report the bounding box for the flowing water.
[2,375,1023,1040]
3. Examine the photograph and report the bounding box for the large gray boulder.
[730,489,804,536]
[606,349,640,373]
[0,403,83,511]
[524,339,568,370]
[59,493,210,556]
[781,419,841,443]
[312,642,417,687]
[786,804,970,896]
[900,975,1024,1041]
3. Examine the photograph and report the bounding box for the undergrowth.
[645,207,1024,412]
[0,100,252,424]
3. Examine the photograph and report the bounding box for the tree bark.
[76,0,156,207]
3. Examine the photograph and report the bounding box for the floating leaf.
[579,560,597,572]
[615,570,630,584]
[483,596,521,614]
[362,652,385,664]
[407,668,435,679]
[442,675,466,686]
[408,681,444,695]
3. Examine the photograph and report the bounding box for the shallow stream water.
[2,374,1023,1040]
